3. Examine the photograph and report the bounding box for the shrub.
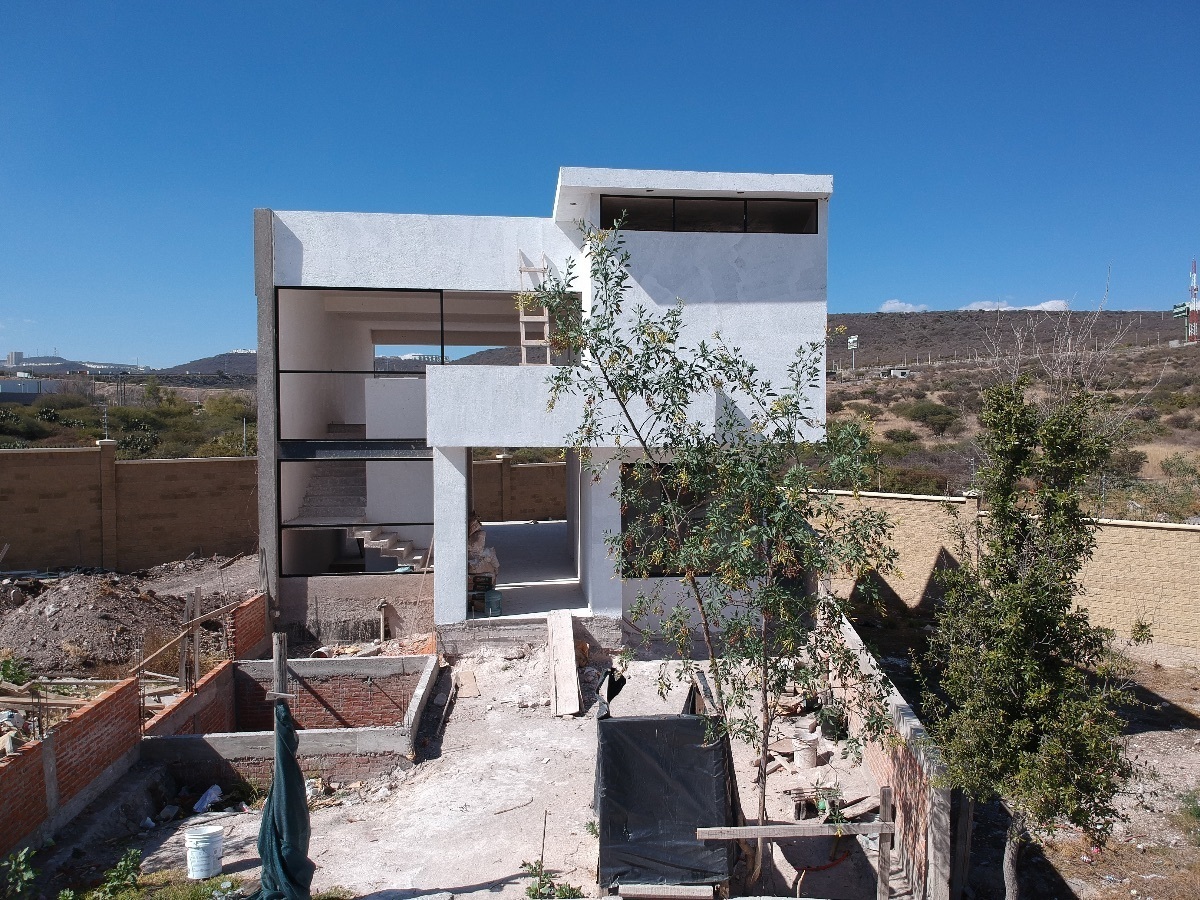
[898,400,960,436]
[883,427,920,443]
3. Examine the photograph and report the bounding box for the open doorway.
[468,449,585,617]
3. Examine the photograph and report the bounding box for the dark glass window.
[601,196,673,231]
[599,195,820,234]
[746,199,818,234]
[674,198,745,233]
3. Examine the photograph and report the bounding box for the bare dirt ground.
[129,648,900,899]
[0,555,260,674]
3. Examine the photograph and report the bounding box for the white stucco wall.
[271,212,580,291]
[365,377,427,440]
[365,460,434,524]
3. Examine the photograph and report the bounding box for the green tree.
[922,361,1138,898]
[522,223,897,883]
[142,375,162,407]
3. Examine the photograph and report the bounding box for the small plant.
[583,819,599,838]
[92,849,141,900]
[210,879,244,900]
[1178,789,1200,846]
[0,653,32,686]
[519,860,583,899]
[1,848,38,900]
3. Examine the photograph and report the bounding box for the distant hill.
[0,355,151,375]
[157,350,258,375]
[825,309,1178,370]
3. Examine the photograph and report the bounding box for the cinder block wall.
[471,458,565,521]
[836,491,1200,658]
[115,458,257,571]
[234,657,428,731]
[0,446,256,572]
[0,448,104,569]
[0,678,142,855]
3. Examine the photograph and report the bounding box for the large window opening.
[466,449,584,617]
[600,195,818,234]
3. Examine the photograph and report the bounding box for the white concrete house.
[254,167,830,640]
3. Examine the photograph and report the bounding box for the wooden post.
[191,588,202,688]
[272,632,288,696]
[877,785,893,900]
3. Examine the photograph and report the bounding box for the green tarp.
[248,700,315,900]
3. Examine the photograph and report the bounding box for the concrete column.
[433,447,468,625]
[96,440,118,570]
[582,449,622,619]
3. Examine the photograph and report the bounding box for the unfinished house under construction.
[254,166,830,642]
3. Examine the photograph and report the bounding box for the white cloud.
[960,299,1070,312]
[879,299,928,313]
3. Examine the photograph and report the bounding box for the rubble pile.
[0,555,259,674]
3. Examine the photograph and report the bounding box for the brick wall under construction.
[0,444,256,572]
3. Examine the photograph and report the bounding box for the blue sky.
[1,2,1198,366]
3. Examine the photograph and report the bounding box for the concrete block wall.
[0,446,256,572]
[0,678,142,855]
[141,727,416,789]
[228,593,271,660]
[0,448,104,570]
[471,458,566,522]
[836,491,1200,661]
[233,657,432,731]
[1081,519,1200,660]
[113,458,258,571]
[144,661,236,737]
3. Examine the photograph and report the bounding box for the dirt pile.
[0,555,260,675]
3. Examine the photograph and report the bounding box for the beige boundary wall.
[835,490,1200,664]
[471,457,566,522]
[0,443,257,572]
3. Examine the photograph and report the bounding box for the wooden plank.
[546,610,580,717]
[455,669,480,699]
[697,822,896,841]
[619,885,714,899]
[0,696,91,709]
[191,588,202,688]
[877,786,893,900]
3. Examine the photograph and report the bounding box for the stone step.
[379,539,416,558]
[301,496,366,508]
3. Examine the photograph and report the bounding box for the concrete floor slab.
[480,521,586,617]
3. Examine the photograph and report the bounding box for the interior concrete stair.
[292,458,366,523]
[352,526,428,567]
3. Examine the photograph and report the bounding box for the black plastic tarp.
[594,674,735,888]
[247,700,315,900]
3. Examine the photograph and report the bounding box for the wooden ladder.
[518,252,551,365]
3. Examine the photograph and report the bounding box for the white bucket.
[184,825,224,880]
[792,736,819,769]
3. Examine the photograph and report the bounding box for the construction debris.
[0,555,259,674]
[546,609,581,717]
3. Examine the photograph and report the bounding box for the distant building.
[4,351,22,367]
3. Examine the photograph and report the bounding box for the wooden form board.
[546,609,581,717]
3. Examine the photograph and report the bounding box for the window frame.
[600,195,819,235]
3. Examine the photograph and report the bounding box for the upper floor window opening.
[600,195,818,235]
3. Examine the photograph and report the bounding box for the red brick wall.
[144,661,235,737]
[863,740,931,892]
[0,677,141,855]
[229,593,270,660]
[234,668,418,731]
[0,743,49,855]
[51,678,141,805]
